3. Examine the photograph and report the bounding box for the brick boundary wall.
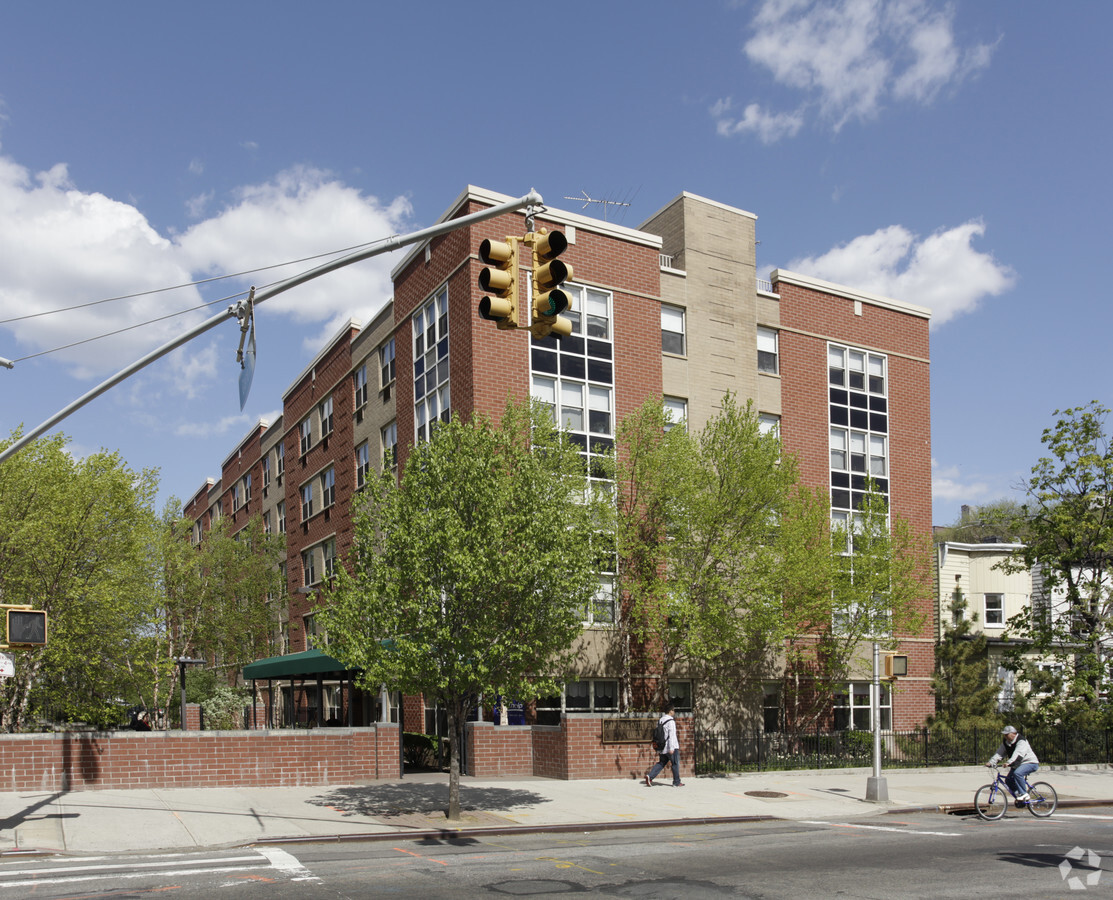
[0,726,400,792]
[467,714,693,781]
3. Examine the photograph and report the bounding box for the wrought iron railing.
[694,727,1113,774]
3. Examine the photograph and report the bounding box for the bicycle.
[974,765,1058,820]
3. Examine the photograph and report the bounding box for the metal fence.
[694,727,1113,775]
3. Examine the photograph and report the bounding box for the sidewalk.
[1,765,1111,855]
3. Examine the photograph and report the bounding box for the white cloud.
[711,99,805,143]
[0,156,412,380]
[175,412,255,439]
[714,0,996,139]
[787,219,1014,326]
[932,458,990,504]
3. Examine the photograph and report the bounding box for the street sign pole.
[866,640,889,802]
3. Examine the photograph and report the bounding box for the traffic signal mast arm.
[0,190,547,467]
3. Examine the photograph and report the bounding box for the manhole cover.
[745,790,788,798]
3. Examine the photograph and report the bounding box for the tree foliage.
[0,431,160,729]
[928,590,1001,730]
[932,499,1030,545]
[319,401,611,819]
[999,401,1113,725]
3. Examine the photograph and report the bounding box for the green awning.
[242,649,357,681]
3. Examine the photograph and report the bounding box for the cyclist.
[986,725,1039,804]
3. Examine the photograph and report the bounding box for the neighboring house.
[184,186,936,735]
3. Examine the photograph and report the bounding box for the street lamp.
[177,657,205,730]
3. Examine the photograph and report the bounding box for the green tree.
[999,401,1113,724]
[785,483,930,728]
[615,394,833,722]
[932,499,1029,545]
[319,401,610,820]
[929,590,1000,730]
[149,502,286,726]
[0,431,160,729]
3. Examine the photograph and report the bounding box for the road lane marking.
[802,820,961,836]
[257,847,321,882]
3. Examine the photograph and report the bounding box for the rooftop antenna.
[563,189,632,222]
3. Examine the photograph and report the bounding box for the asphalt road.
[2,810,1109,898]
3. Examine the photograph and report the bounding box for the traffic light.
[529,230,573,339]
[477,237,520,329]
[6,609,47,646]
[883,653,908,680]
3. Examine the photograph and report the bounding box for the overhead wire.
[0,233,398,363]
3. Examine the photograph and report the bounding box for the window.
[413,288,450,443]
[300,482,313,521]
[243,473,251,503]
[828,342,889,515]
[535,680,619,725]
[380,337,396,387]
[663,396,687,432]
[869,435,887,476]
[320,467,335,509]
[263,510,272,535]
[299,417,312,456]
[661,304,685,355]
[581,576,616,626]
[530,283,614,487]
[353,364,368,409]
[263,455,271,488]
[355,441,370,489]
[318,396,333,438]
[763,684,782,733]
[833,683,890,730]
[231,483,241,512]
[276,442,284,477]
[302,548,316,587]
[830,428,847,471]
[303,613,320,650]
[382,420,398,468]
[277,501,286,533]
[669,681,693,713]
[985,593,1004,626]
[322,538,337,580]
[757,326,778,374]
[758,413,780,437]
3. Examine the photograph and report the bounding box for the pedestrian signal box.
[6,609,47,646]
[883,653,908,680]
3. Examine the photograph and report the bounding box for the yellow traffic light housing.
[478,237,520,329]
[883,653,908,680]
[528,229,574,339]
[5,608,47,647]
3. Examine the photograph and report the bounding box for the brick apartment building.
[183,185,934,734]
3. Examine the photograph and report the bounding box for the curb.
[888,798,1113,816]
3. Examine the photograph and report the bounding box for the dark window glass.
[851,474,868,491]
[831,471,850,488]
[850,408,869,429]
[589,410,610,435]
[560,335,585,355]
[852,491,867,510]
[414,374,424,397]
[830,406,849,426]
[870,413,888,432]
[830,388,848,406]
[850,453,866,474]
[869,375,884,394]
[591,437,614,454]
[569,433,588,451]
[849,392,868,409]
[531,348,558,374]
[587,339,612,360]
[587,359,613,384]
[830,367,845,387]
[662,331,685,355]
[869,396,888,412]
[532,333,560,350]
[849,371,865,390]
[560,354,586,379]
[832,489,851,509]
[875,478,889,494]
[437,337,449,360]
[413,356,424,376]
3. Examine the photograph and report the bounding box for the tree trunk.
[447,704,462,821]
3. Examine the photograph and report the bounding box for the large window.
[353,364,368,410]
[320,467,335,509]
[355,441,370,489]
[382,420,398,468]
[318,396,333,439]
[828,342,889,516]
[763,684,782,733]
[299,417,312,456]
[833,683,891,730]
[413,288,450,443]
[300,483,313,522]
[302,548,316,587]
[380,337,396,388]
[663,396,688,432]
[661,304,686,356]
[530,283,614,486]
[536,679,619,724]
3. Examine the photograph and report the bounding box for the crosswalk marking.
[802,820,962,836]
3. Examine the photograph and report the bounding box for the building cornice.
[772,269,932,321]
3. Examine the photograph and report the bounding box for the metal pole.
[0,190,544,465]
[866,641,889,802]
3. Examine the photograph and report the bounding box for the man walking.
[645,704,684,787]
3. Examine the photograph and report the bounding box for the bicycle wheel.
[975,783,1006,820]
[1026,782,1058,817]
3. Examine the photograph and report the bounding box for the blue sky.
[0,1,1109,525]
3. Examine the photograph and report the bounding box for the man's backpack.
[652,717,671,752]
